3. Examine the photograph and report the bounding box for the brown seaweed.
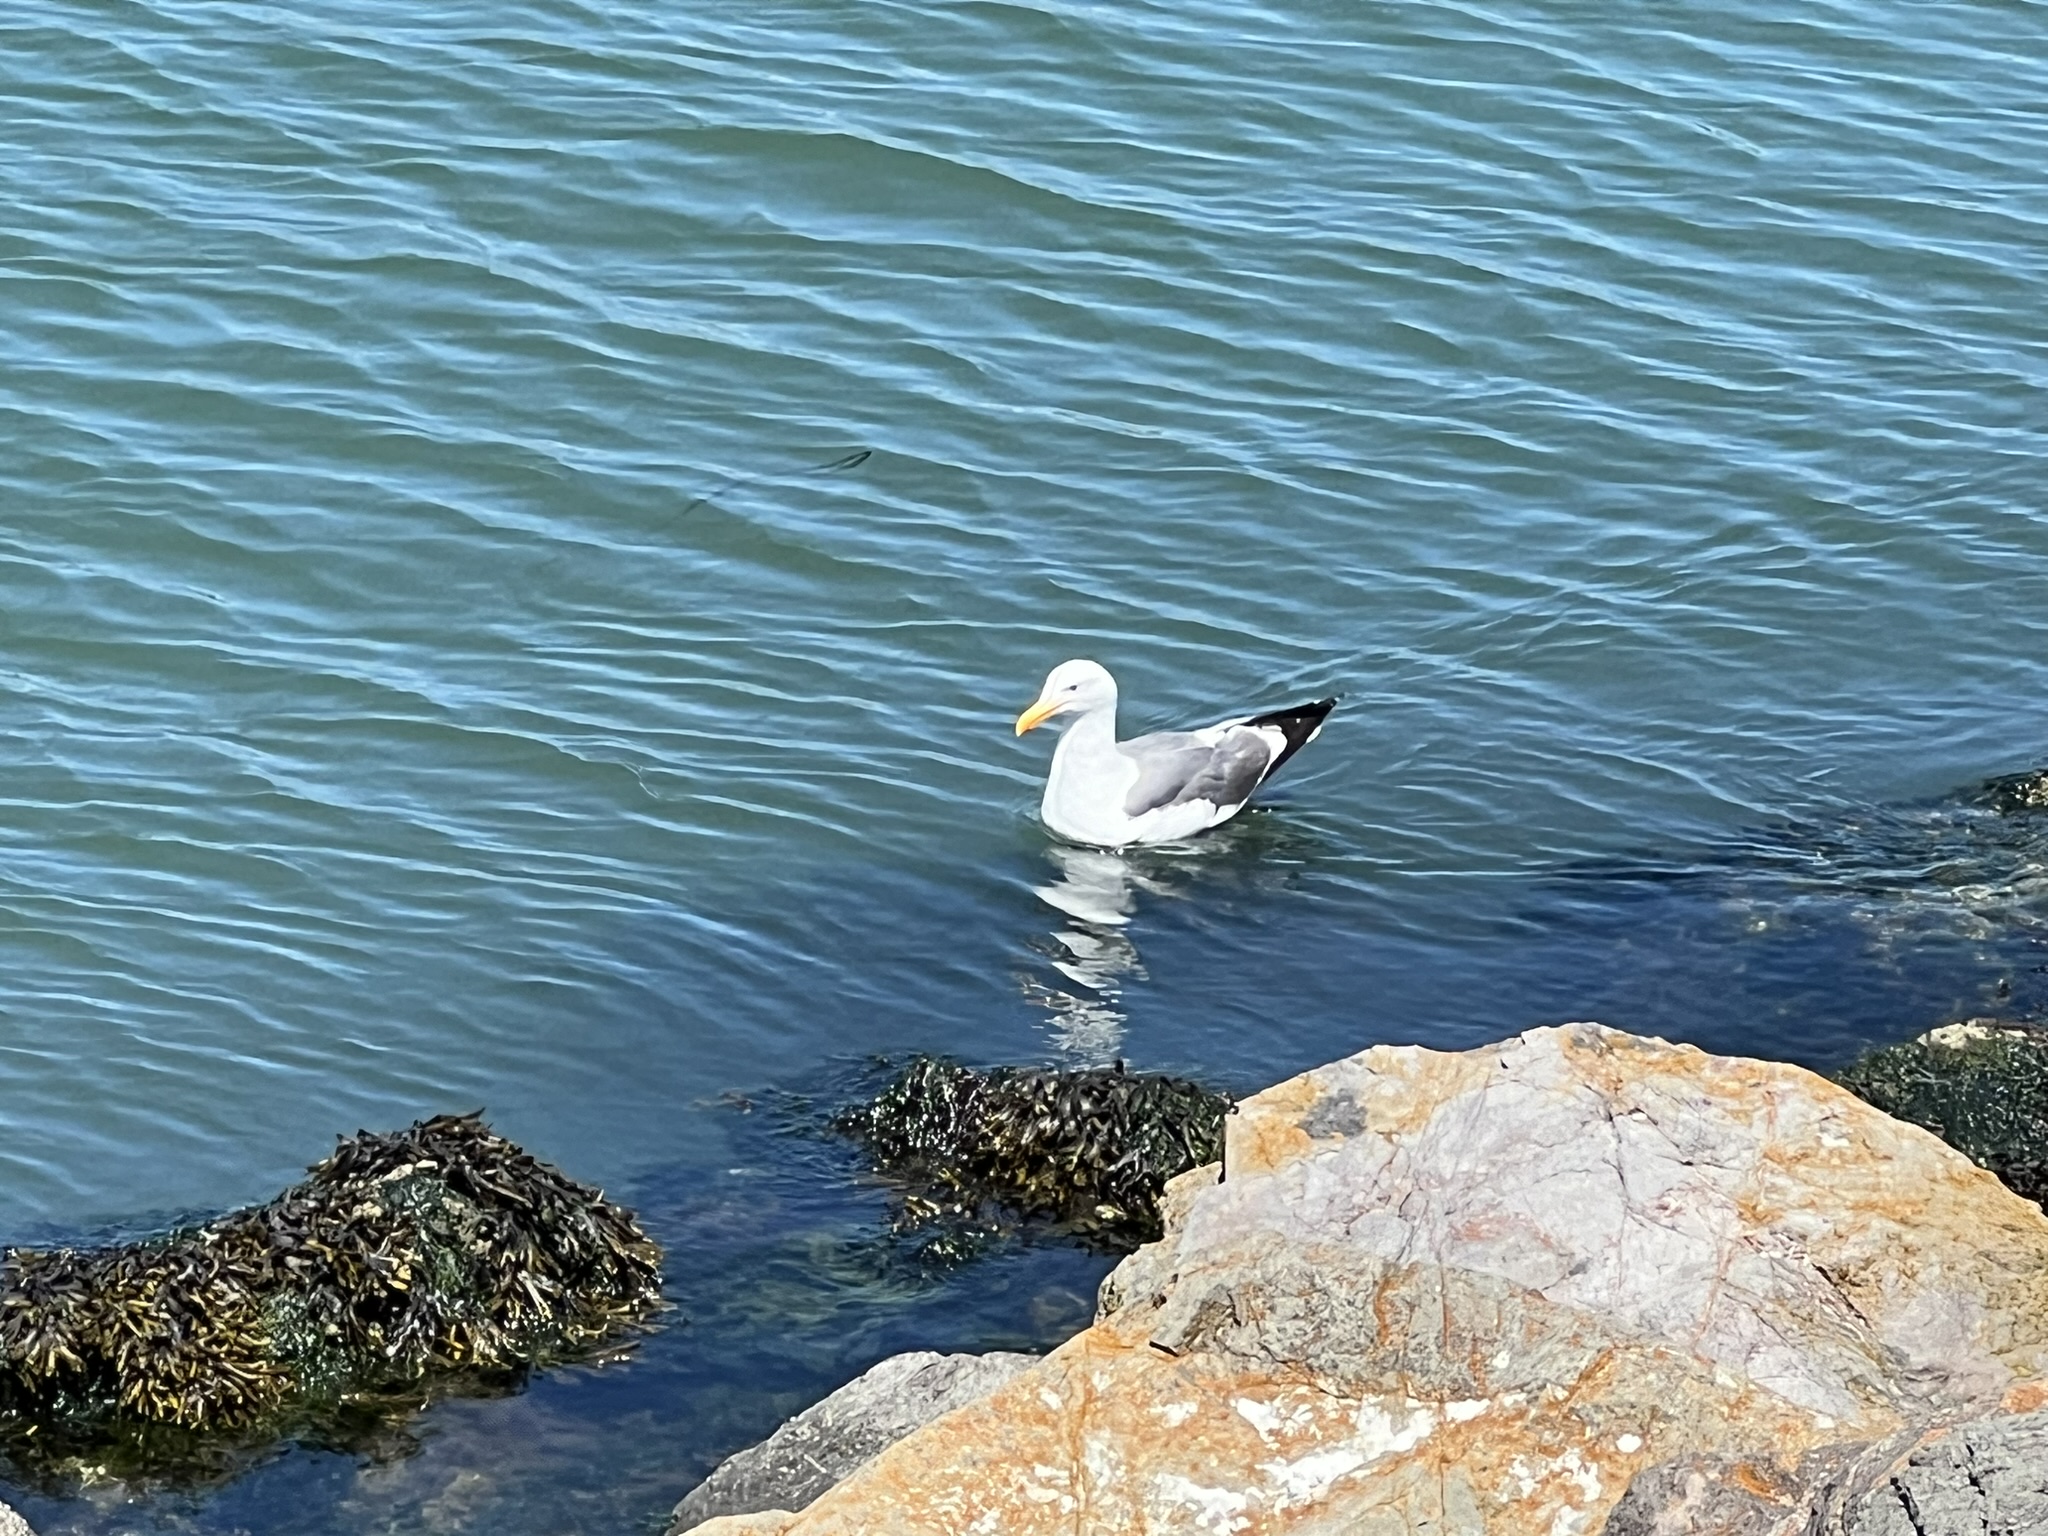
[1979,767,2048,815]
[834,1056,1230,1248]
[0,1113,662,1480]
[1837,1022,2048,1205]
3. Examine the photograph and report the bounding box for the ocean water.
[2,0,2046,1529]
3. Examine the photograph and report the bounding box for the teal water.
[4,0,2047,1529]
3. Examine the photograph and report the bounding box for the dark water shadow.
[1515,770,2048,1066]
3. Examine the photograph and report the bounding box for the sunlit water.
[3,0,2047,1529]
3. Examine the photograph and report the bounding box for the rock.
[1837,1018,2048,1204]
[1608,1405,2048,1534]
[1846,1408,2048,1535]
[688,1515,796,1536]
[739,1024,2048,1535]
[0,1502,31,1536]
[668,1351,1038,1533]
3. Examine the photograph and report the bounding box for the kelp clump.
[1837,1021,2048,1204]
[1977,767,2048,815]
[0,1113,663,1447]
[834,1057,1230,1248]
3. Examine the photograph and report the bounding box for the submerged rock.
[1836,1019,2048,1204]
[1561,761,2048,1016]
[1976,766,2048,815]
[0,1113,662,1483]
[666,1351,1036,1533]
[833,1056,1229,1247]
[726,1024,2048,1535]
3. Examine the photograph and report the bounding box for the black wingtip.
[1243,696,1337,781]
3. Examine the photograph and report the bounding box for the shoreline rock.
[666,1351,1037,1533]
[1606,1406,2048,1533]
[684,1023,2048,1535]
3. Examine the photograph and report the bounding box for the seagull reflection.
[1018,815,1330,1064]
[1023,844,1169,1063]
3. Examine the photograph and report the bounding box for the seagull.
[1013,659,1335,847]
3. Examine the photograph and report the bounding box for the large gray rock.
[0,1502,32,1536]
[1608,1407,2048,1535]
[1850,1410,2048,1535]
[667,1350,1036,1532]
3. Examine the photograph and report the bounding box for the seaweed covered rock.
[834,1057,1228,1246]
[1836,1020,2048,1204]
[1976,766,2048,814]
[0,1114,662,1458]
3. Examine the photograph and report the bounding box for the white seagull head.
[1014,658,1117,735]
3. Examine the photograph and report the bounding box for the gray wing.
[1119,728,1275,818]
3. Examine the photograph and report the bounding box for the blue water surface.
[1,0,2046,1529]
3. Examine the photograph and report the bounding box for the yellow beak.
[1014,696,1063,736]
